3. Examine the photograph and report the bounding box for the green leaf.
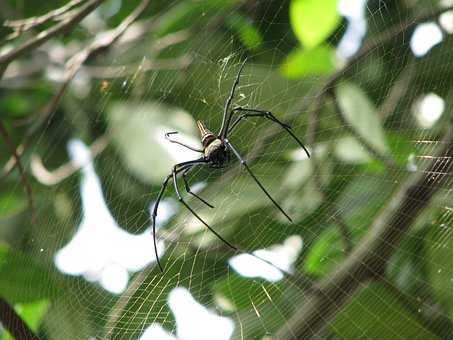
[0,191,27,218]
[0,250,60,303]
[280,45,336,78]
[226,14,263,51]
[213,273,283,311]
[290,0,340,48]
[334,136,371,164]
[331,283,437,339]
[336,82,389,154]
[426,209,453,319]
[106,101,199,185]
[304,227,346,276]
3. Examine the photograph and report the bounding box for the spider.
[152,59,310,272]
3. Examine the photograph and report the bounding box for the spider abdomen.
[205,138,229,167]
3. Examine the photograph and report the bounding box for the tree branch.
[1,0,150,182]
[4,0,85,39]
[0,121,35,222]
[0,0,105,71]
[0,297,40,340]
[275,118,453,339]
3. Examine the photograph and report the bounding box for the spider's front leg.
[227,107,310,158]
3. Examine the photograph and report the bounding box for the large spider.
[152,59,310,271]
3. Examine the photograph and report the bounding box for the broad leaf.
[336,82,389,154]
[290,0,340,48]
[106,102,200,185]
[280,45,336,78]
[226,14,263,51]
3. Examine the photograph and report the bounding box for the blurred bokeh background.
[0,0,452,339]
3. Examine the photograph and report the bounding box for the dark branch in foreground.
[275,119,453,339]
[0,121,35,222]
[0,297,40,340]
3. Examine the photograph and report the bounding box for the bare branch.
[4,0,85,39]
[83,55,192,78]
[30,135,109,185]
[0,297,40,340]
[1,0,150,181]
[0,0,105,71]
[0,121,35,222]
[275,119,453,339]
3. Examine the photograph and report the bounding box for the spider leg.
[181,165,214,208]
[165,132,203,153]
[224,138,293,222]
[219,58,248,139]
[227,107,310,158]
[152,158,205,272]
[172,167,237,252]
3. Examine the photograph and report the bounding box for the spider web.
[3,1,453,339]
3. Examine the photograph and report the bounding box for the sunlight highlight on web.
[229,236,303,282]
[410,22,443,57]
[337,0,367,59]
[413,93,445,129]
[54,139,165,294]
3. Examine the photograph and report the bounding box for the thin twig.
[30,134,109,185]
[0,121,35,222]
[1,0,150,181]
[0,297,40,340]
[0,0,106,72]
[83,55,192,78]
[275,118,453,339]
[4,0,85,40]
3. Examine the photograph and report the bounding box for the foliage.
[0,0,452,339]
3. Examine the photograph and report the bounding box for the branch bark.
[0,297,40,340]
[275,118,453,339]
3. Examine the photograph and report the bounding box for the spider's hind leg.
[172,168,237,251]
[181,165,214,208]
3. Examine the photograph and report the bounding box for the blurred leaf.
[156,0,239,37]
[289,0,340,48]
[0,94,31,117]
[280,45,336,78]
[213,273,283,311]
[0,250,60,303]
[336,82,389,154]
[331,283,437,339]
[0,190,27,218]
[42,297,94,340]
[334,136,370,163]
[388,227,430,296]
[426,208,453,318]
[226,13,263,51]
[303,227,345,277]
[3,300,49,340]
[106,101,199,185]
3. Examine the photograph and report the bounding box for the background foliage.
[0,0,452,339]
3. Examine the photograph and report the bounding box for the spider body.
[153,59,311,272]
[197,121,230,167]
